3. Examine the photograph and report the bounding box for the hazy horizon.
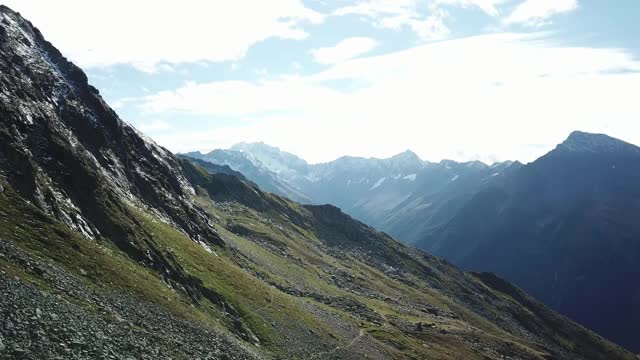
[4,0,639,164]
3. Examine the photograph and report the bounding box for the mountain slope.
[376,160,522,245]
[424,131,640,352]
[178,160,634,359]
[0,6,635,359]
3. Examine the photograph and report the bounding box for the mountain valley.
[187,135,640,353]
[0,5,636,359]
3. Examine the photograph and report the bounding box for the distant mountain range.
[185,131,640,352]
[183,143,520,243]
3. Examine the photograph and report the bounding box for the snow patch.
[305,173,320,183]
[491,172,500,177]
[199,241,217,256]
[403,174,417,181]
[416,202,432,210]
[370,177,386,190]
[450,175,459,181]
[19,105,34,125]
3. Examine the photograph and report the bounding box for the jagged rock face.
[0,6,221,248]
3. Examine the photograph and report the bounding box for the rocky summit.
[0,5,637,360]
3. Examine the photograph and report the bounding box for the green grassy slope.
[2,168,634,359]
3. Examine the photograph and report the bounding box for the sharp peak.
[438,159,489,167]
[0,5,18,15]
[394,149,418,155]
[490,160,517,168]
[1,4,93,94]
[232,141,275,148]
[566,130,610,141]
[332,150,423,162]
[464,160,489,166]
[0,6,29,25]
[390,149,422,160]
[557,130,640,154]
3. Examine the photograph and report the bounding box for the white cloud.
[137,120,172,133]
[141,78,339,117]
[311,37,378,65]
[334,1,449,40]
[110,96,139,110]
[435,0,508,17]
[380,8,450,40]
[333,0,507,39]
[334,1,418,18]
[1,0,324,72]
[504,0,578,27]
[137,32,640,164]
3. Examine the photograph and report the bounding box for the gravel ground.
[0,240,261,360]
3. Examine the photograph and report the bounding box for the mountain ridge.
[557,130,640,155]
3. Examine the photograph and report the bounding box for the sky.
[2,0,640,164]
